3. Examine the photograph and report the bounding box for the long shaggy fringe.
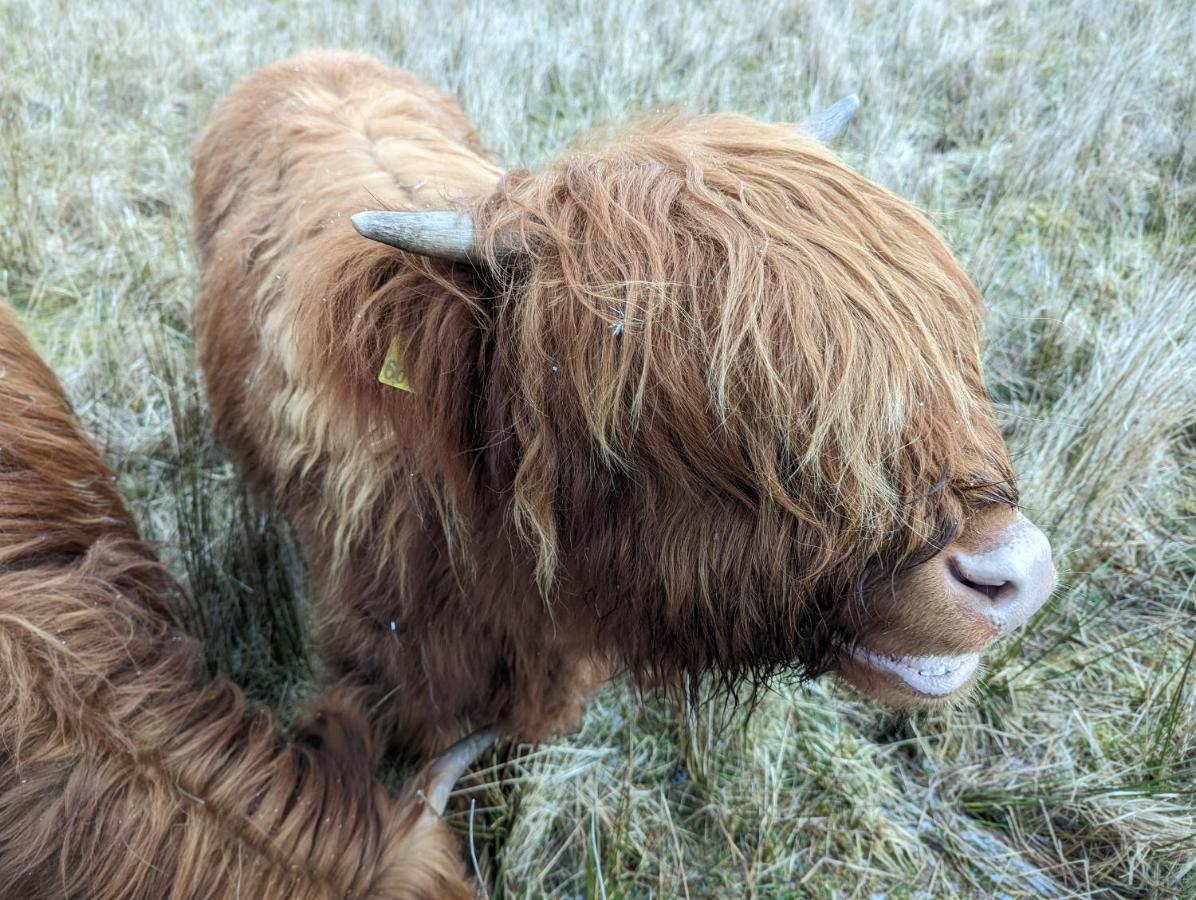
[480,113,1015,587]
[0,302,476,899]
[192,51,1016,757]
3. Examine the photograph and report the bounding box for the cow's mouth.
[848,646,981,698]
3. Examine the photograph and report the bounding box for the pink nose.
[947,513,1056,634]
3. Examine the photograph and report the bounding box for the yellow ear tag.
[378,336,414,393]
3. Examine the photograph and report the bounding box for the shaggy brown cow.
[192,51,1056,760]
[0,301,489,899]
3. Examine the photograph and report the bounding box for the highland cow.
[192,51,1056,761]
[0,301,490,899]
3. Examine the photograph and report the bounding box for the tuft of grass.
[2,0,1193,894]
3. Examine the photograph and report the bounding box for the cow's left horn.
[801,94,860,143]
[421,726,497,816]
[351,210,481,262]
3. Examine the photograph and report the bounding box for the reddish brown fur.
[0,302,476,899]
[192,52,1018,759]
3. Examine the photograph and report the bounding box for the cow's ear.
[352,210,520,267]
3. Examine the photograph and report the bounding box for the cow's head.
[351,98,1055,706]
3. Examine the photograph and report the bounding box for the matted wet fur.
[192,52,1018,760]
[0,302,477,899]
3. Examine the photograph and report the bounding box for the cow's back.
[190,50,500,509]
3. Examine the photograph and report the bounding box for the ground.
[2,0,1194,896]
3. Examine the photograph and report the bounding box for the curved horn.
[351,209,479,262]
[801,94,860,143]
[422,726,497,816]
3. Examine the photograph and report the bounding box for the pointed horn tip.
[350,210,386,240]
[802,93,862,143]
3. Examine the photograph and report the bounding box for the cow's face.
[354,111,1056,705]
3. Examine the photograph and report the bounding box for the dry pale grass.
[2,0,1194,896]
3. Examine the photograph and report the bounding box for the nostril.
[948,559,1013,602]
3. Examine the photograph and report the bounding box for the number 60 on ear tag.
[378,336,414,393]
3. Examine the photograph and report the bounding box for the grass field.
[2,0,1194,895]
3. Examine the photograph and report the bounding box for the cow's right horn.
[351,210,482,262]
